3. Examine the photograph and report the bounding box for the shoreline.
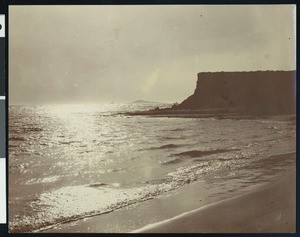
[132,166,296,233]
[40,164,296,233]
[122,110,296,121]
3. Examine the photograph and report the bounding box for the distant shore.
[122,108,296,121]
[132,166,296,233]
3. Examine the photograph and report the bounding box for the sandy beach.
[133,166,296,233]
[42,163,296,233]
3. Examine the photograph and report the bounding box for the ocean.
[8,103,296,232]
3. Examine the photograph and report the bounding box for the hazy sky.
[9,5,296,104]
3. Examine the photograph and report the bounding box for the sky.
[9,5,296,105]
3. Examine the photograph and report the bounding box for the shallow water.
[9,104,296,232]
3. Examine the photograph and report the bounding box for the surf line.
[130,180,271,233]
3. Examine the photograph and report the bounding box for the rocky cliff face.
[175,71,296,115]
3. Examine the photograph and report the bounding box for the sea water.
[8,104,296,232]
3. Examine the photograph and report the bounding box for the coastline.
[122,109,296,121]
[41,163,296,233]
[132,166,296,233]
[15,111,295,234]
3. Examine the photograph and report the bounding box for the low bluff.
[174,70,296,115]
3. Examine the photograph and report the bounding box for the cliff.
[174,71,296,115]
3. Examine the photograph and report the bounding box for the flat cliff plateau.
[127,70,296,117]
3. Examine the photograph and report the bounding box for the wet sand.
[43,165,295,233]
[133,166,295,233]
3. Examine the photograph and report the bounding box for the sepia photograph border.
[0,0,299,236]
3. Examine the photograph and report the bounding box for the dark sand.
[133,166,296,233]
